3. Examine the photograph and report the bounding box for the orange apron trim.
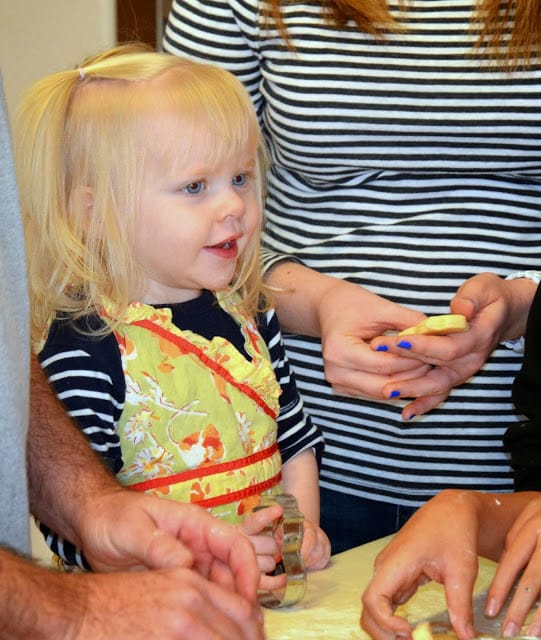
[189,472,282,509]
[129,441,279,492]
[132,318,277,419]
[130,469,282,510]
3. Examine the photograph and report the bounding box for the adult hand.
[266,263,432,399]
[0,547,264,640]
[315,276,432,398]
[487,496,541,638]
[75,567,264,640]
[361,490,484,640]
[369,273,535,418]
[78,488,261,604]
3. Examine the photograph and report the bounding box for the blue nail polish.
[397,340,412,349]
[408,414,416,420]
[376,345,388,352]
[390,390,400,398]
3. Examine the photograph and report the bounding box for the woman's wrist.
[265,262,342,336]
[501,273,539,350]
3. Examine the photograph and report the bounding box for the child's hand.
[301,520,331,571]
[240,503,283,574]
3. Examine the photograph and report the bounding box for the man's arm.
[0,549,79,638]
[27,353,119,547]
[0,544,264,640]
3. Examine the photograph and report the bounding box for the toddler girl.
[15,44,330,576]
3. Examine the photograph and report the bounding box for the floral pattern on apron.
[103,291,283,523]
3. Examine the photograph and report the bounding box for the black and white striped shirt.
[38,291,322,566]
[164,0,541,505]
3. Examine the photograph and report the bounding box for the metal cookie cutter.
[255,493,306,608]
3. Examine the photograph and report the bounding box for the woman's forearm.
[265,261,341,336]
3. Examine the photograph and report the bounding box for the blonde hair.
[264,0,541,68]
[15,43,269,344]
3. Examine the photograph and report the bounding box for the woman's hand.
[361,490,537,640]
[361,490,486,640]
[369,273,535,418]
[487,496,541,638]
[317,277,432,398]
[267,262,432,398]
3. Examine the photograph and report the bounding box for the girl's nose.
[217,187,245,220]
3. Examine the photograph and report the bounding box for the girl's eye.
[232,173,247,187]
[182,181,204,194]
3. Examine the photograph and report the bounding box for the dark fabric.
[319,487,417,555]
[505,284,541,491]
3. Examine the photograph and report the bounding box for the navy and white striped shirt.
[39,290,322,566]
[164,0,541,505]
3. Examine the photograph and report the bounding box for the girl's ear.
[71,186,95,234]
[71,185,94,212]
[80,186,94,212]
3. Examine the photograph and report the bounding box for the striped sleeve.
[37,321,125,568]
[257,308,324,466]
[38,347,124,472]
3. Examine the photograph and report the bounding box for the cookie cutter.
[255,493,307,608]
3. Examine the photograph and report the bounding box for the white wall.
[0,1,116,120]
[0,0,116,564]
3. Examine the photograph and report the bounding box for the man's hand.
[80,488,261,604]
[71,566,265,640]
[0,548,264,640]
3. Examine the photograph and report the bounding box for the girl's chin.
[204,272,237,292]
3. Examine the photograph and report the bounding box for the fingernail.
[408,414,416,420]
[502,621,519,637]
[527,622,541,637]
[397,340,412,349]
[485,597,498,617]
[376,345,388,352]
[390,390,400,398]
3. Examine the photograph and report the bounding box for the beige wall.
[0,1,116,120]
[0,1,116,564]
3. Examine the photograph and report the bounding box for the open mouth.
[209,239,238,250]
[205,238,240,259]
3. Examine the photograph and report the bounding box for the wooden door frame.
[116,0,172,49]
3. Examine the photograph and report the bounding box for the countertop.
[264,535,501,640]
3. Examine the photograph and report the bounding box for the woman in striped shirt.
[163,0,541,554]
